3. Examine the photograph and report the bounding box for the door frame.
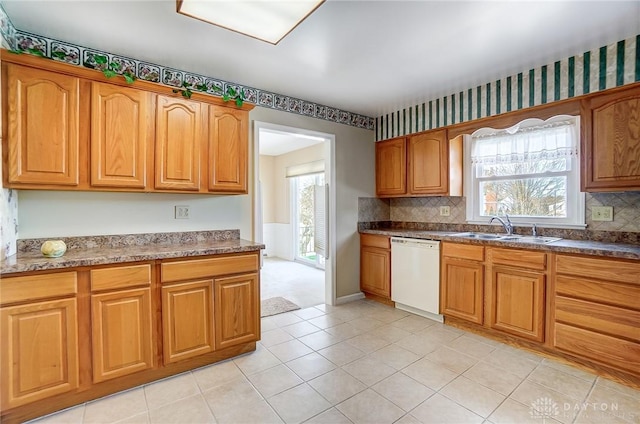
[252,121,337,306]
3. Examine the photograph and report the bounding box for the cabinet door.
[360,246,391,298]
[91,82,154,189]
[0,298,78,409]
[408,130,448,195]
[441,257,484,324]
[5,64,80,186]
[155,96,203,191]
[489,266,545,342]
[376,137,406,196]
[162,280,214,364]
[214,273,259,350]
[208,106,248,193]
[91,288,153,383]
[582,85,640,191]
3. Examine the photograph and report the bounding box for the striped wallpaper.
[376,35,640,141]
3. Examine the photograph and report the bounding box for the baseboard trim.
[336,292,365,305]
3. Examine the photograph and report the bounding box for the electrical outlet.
[175,205,190,219]
[592,206,613,221]
[440,206,451,217]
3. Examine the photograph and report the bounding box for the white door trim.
[252,121,337,306]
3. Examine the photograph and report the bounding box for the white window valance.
[285,160,325,178]
[471,120,578,166]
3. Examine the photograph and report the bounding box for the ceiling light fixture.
[177,0,325,45]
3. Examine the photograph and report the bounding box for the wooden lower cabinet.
[488,266,545,342]
[214,273,259,350]
[0,272,79,410]
[441,243,484,324]
[0,298,79,409]
[360,234,391,301]
[552,254,640,375]
[91,288,154,382]
[162,280,215,364]
[441,244,547,342]
[486,247,547,342]
[90,263,154,382]
[0,251,262,423]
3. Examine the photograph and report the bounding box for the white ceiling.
[3,1,639,118]
[259,129,325,156]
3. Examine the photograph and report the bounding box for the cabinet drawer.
[161,254,258,283]
[555,296,640,342]
[360,233,390,249]
[490,248,546,270]
[91,264,151,292]
[554,323,640,374]
[555,275,640,310]
[555,254,640,284]
[442,243,484,262]
[1,272,77,305]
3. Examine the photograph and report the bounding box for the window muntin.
[466,116,585,227]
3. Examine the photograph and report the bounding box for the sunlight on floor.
[261,257,325,309]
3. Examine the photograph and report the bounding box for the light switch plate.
[440,206,451,217]
[592,206,613,221]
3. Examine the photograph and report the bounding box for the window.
[291,172,326,269]
[465,116,585,228]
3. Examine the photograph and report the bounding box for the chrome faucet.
[489,214,514,235]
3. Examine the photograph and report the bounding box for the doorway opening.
[253,121,336,308]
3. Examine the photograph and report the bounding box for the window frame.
[464,116,586,229]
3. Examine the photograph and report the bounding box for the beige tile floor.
[30,300,639,424]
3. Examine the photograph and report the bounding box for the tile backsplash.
[358,197,390,222]
[586,192,640,232]
[359,191,640,233]
[390,197,465,224]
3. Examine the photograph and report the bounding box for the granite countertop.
[360,228,640,260]
[1,230,265,275]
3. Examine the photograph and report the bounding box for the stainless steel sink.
[449,232,562,244]
[452,232,504,240]
[513,236,563,244]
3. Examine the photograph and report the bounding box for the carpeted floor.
[260,257,325,308]
[261,297,301,317]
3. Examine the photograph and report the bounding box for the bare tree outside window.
[480,158,567,217]
[296,175,316,260]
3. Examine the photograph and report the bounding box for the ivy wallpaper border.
[0,4,374,131]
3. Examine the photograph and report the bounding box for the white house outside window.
[465,116,585,228]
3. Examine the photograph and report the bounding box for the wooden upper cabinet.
[376,137,406,196]
[4,64,80,186]
[409,130,462,196]
[376,130,462,198]
[208,106,248,193]
[582,84,640,191]
[408,130,448,195]
[90,82,155,189]
[155,95,204,191]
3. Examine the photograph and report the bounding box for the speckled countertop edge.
[1,239,265,275]
[360,229,640,260]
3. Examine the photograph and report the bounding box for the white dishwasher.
[391,237,442,322]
